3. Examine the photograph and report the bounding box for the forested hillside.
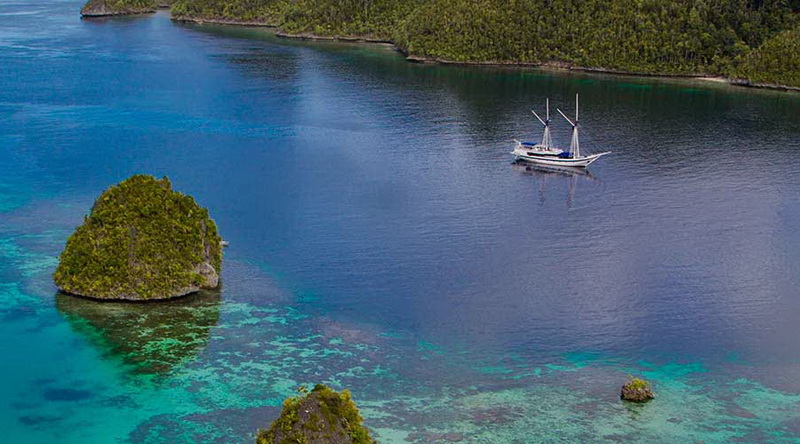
[81,0,156,16]
[170,0,800,87]
[735,23,800,86]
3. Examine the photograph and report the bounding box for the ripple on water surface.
[0,0,799,442]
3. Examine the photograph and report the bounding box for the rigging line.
[573,125,607,155]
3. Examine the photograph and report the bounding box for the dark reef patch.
[56,289,221,374]
[42,388,93,402]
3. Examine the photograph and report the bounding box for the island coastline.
[172,14,800,94]
[81,9,156,17]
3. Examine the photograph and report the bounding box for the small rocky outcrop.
[257,385,374,444]
[80,0,157,17]
[621,376,655,402]
[54,175,223,301]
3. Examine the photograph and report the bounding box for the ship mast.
[557,94,581,158]
[531,98,552,150]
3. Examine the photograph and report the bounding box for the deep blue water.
[2,1,800,442]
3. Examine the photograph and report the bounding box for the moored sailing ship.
[512,94,611,167]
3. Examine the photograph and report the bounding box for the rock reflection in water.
[55,290,221,374]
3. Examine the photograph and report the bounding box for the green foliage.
[734,23,800,86]
[171,0,286,23]
[395,0,796,75]
[81,0,157,14]
[54,175,222,300]
[171,0,800,87]
[256,384,374,444]
[278,0,424,39]
[627,375,650,390]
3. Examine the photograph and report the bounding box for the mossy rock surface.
[81,0,157,16]
[54,175,222,301]
[257,384,375,444]
[621,377,655,402]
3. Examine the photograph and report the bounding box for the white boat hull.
[513,152,609,167]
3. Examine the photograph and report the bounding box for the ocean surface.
[1,1,800,442]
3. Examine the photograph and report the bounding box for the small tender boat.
[512,94,610,168]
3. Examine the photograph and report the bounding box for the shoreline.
[81,9,156,17]
[171,15,799,93]
[172,15,279,27]
[274,31,391,45]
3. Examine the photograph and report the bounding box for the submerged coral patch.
[56,290,222,374]
[42,388,93,402]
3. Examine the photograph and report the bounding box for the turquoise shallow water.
[2,1,800,443]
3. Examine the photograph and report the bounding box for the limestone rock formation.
[257,385,374,444]
[54,175,222,301]
[621,376,655,402]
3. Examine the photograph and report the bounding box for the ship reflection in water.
[512,160,600,208]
